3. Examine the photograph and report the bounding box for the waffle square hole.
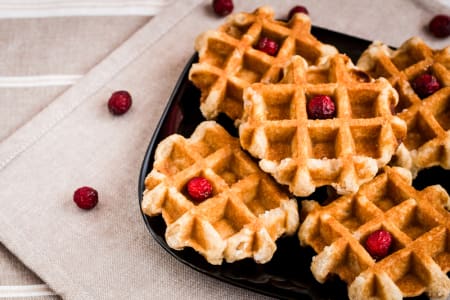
[432,96,450,131]
[263,88,296,120]
[163,193,194,225]
[237,52,271,83]
[389,200,437,240]
[199,130,232,157]
[350,125,382,158]
[309,126,338,159]
[205,38,236,68]
[295,40,321,65]
[402,211,438,241]
[392,253,432,296]
[224,23,251,40]
[212,198,255,238]
[365,175,411,211]
[384,183,413,209]
[164,143,196,175]
[265,126,297,161]
[371,59,395,80]
[212,153,254,186]
[224,80,243,105]
[404,112,437,150]
[342,243,373,275]
[238,177,284,215]
[391,47,426,71]
[348,88,378,118]
[329,197,377,232]
[317,215,345,245]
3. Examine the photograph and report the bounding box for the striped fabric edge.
[0,75,83,88]
[0,284,56,298]
[412,0,450,12]
[0,0,174,18]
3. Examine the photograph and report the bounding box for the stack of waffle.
[142,5,450,300]
[299,166,450,300]
[142,121,299,265]
[357,37,450,177]
[188,5,337,122]
[239,54,406,196]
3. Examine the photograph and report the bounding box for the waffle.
[188,5,338,123]
[141,121,299,265]
[239,54,407,197]
[357,37,450,177]
[298,166,450,300]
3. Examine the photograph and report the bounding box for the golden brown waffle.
[188,5,338,122]
[357,37,450,177]
[141,121,299,265]
[239,54,407,197]
[299,166,450,300]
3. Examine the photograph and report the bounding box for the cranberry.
[429,15,450,38]
[212,0,233,17]
[411,73,440,98]
[288,5,309,19]
[186,177,213,203]
[73,186,98,210]
[307,95,336,119]
[108,90,132,115]
[365,230,392,260]
[256,37,279,56]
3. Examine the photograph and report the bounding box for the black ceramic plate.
[138,27,449,300]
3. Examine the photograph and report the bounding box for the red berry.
[411,73,440,98]
[186,177,213,203]
[256,37,279,56]
[307,95,336,119]
[365,230,392,259]
[429,15,450,38]
[288,5,309,19]
[73,186,98,210]
[212,0,233,17]
[108,90,132,115]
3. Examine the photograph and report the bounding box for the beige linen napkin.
[0,0,174,18]
[0,0,448,299]
[0,243,57,298]
[0,0,274,299]
[0,16,150,143]
[0,15,151,298]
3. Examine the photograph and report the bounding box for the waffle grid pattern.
[188,5,338,121]
[239,54,407,196]
[141,121,299,265]
[299,167,450,300]
[357,37,450,176]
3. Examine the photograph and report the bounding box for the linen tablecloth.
[0,0,449,299]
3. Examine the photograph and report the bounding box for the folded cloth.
[0,13,150,300]
[0,243,56,298]
[0,16,150,143]
[0,0,447,299]
[0,0,174,18]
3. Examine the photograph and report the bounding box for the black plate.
[138,26,449,300]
